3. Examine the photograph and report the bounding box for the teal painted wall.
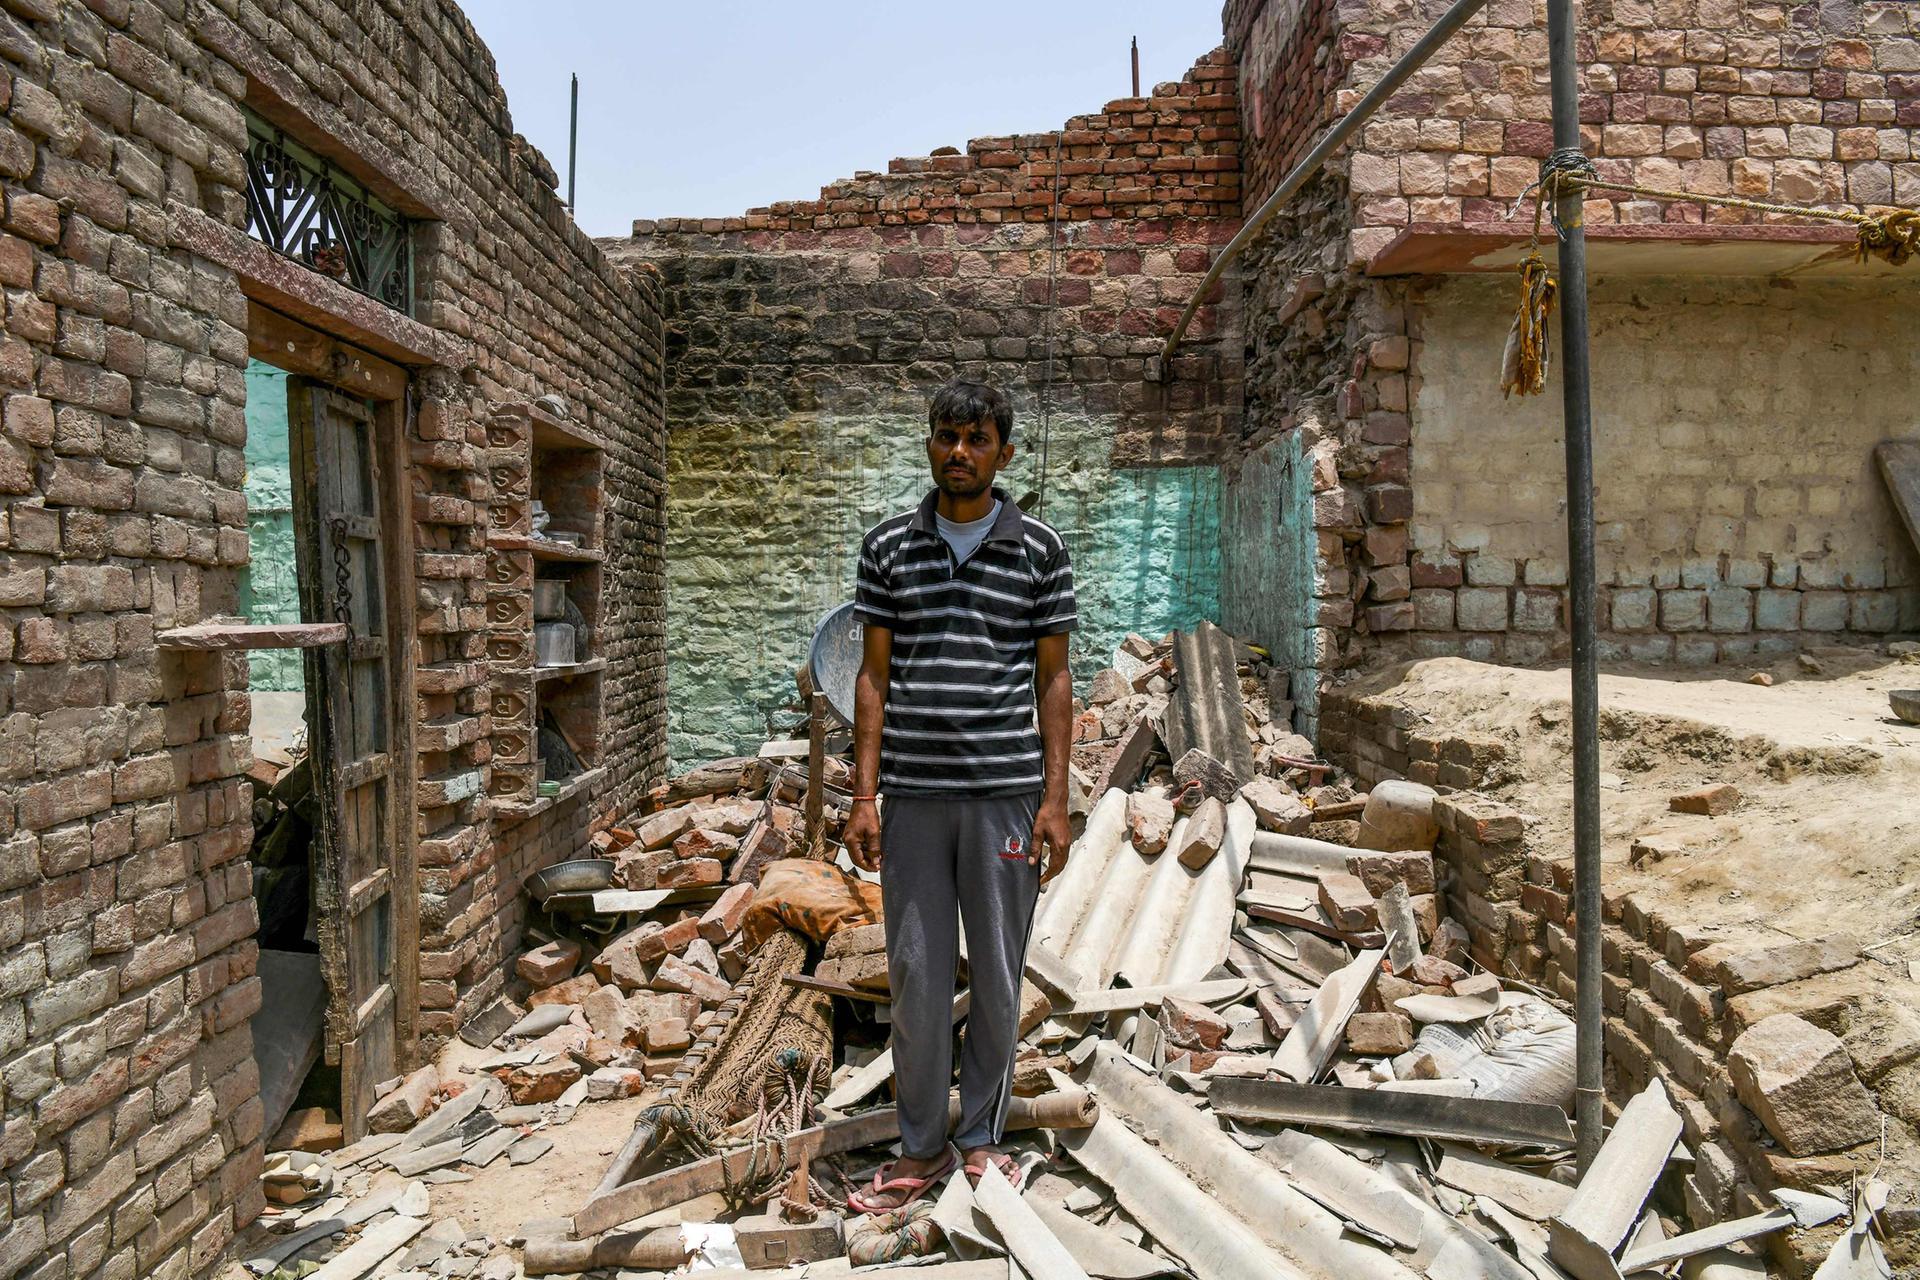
[666,412,1221,766]
[240,360,303,691]
[1220,428,1317,727]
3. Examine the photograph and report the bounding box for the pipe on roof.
[1155,0,1497,373]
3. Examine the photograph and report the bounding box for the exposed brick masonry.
[607,52,1246,760]
[0,1,667,1277]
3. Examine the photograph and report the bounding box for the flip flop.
[962,1149,1024,1190]
[847,1147,957,1214]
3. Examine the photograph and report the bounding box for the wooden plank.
[1245,898,1385,948]
[1062,977,1251,1016]
[972,1159,1091,1280]
[157,621,349,650]
[804,691,828,856]
[1876,439,1920,556]
[782,973,890,1004]
[1549,1076,1681,1280]
[1271,947,1383,1083]
[1208,1077,1576,1149]
[572,1088,1095,1239]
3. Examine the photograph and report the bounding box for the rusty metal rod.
[1156,0,1494,371]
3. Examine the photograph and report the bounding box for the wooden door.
[290,380,400,1141]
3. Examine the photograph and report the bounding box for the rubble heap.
[242,623,1894,1279]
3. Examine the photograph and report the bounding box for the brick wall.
[604,52,1246,763]
[1220,0,1919,732]
[0,2,665,1276]
[1225,0,1341,204]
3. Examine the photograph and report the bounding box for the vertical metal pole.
[1544,0,1605,1172]
[1131,36,1140,97]
[567,73,579,213]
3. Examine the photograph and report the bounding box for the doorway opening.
[241,339,414,1150]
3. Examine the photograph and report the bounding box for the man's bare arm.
[845,624,892,872]
[1030,632,1074,882]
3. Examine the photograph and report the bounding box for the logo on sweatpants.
[998,835,1026,862]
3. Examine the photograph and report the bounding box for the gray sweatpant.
[880,791,1041,1159]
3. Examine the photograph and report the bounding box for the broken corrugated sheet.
[241,622,1899,1280]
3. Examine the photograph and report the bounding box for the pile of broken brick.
[245,621,1896,1279]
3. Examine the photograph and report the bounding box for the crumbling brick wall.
[1222,0,1920,737]
[603,53,1247,763]
[0,1,665,1275]
[1321,687,1920,1272]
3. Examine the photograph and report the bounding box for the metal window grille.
[242,112,414,315]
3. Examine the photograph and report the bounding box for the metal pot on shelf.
[533,579,566,619]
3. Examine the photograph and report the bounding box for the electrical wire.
[1036,128,1062,518]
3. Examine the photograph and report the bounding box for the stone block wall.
[1336,0,1920,264]
[605,52,1246,763]
[1401,274,1920,663]
[0,2,666,1277]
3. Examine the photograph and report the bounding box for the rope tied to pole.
[1500,150,1920,392]
[1511,155,1920,265]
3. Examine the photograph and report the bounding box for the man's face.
[926,417,1013,500]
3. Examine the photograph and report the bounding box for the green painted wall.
[666,412,1221,766]
[240,360,304,691]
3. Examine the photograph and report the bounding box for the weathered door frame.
[248,302,420,1137]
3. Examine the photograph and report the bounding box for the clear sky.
[459,1,1228,239]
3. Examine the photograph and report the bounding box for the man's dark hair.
[928,378,1014,447]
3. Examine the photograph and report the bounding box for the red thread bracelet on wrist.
[851,794,878,803]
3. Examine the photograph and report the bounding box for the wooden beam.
[781,973,890,1005]
[248,300,409,399]
[804,691,828,856]
[157,621,349,650]
[571,1088,1096,1239]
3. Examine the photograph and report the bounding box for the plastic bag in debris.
[742,857,884,949]
[1404,992,1576,1109]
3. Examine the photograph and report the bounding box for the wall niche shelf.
[482,401,607,823]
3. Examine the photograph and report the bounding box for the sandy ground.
[1340,649,1920,951]
[419,1039,665,1244]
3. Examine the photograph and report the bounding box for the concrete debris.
[1727,1012,1882,1155]
[382,634,1906,1280]
[1354,779,1438,852]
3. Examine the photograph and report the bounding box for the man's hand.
[845,799,883,873]
[1028,797,1072,884]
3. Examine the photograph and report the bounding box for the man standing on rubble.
[842,378,1077,1211]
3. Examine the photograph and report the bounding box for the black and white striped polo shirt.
[854,486,1078,797]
